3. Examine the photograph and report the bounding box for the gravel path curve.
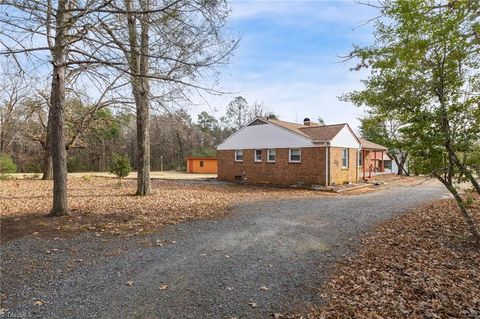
[1,179,449,318]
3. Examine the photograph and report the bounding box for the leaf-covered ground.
[308,197,480,319]
[0,177,326,241]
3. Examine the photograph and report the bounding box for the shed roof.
[186,157,217,161]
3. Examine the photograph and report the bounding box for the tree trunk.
[42,151,53,180]
[126,0,151,196]
[42,115,53,180]
[437,82,480,195]
[48,0,68,216]
[100,137,106,171]
[447,145,480,195]
[135,87,150,195]
[392,154,403,175]
[434,173,480,243]
[450,187,480,243]
[0,116,5,153]
[400,154,409,176]
[392,153,409,176]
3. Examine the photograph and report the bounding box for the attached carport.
[359,139,389,180]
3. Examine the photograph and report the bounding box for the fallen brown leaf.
[307,197,480,318]
[248,301,257,308]
[1,178,333,242]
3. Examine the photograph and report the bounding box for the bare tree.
[0,0,124,215]
[97,0,236,195]
[1,0,236,214]
[0,61,33,153]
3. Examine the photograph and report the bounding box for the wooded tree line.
[345,0,480,241]
[0,75,272,173]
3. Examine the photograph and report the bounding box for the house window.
[254,150,262,162]
[235,150,243,162]
[358,151,363,167]
[199,160,204,167]
[267,149,276,162]
[289,148,301,163]
[342,148,349,168]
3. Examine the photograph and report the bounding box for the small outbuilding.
[186,157,218,174]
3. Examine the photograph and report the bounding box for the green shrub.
[26,163,42,173]
[0,154,17,178]
[109,154,131,184]
[190,147,216,158]
[67,154,88,172]
[82,174,92,182]
[165,160,186,172]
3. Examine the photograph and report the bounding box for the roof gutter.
[312,140,329,145]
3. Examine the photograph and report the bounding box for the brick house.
[216,117,388,186]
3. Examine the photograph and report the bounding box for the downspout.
[362,149,366,181]
[356,149,359,182]
[381,150,384,172]
[325,144,331,186]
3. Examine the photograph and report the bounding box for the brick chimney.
[303,117,311,126]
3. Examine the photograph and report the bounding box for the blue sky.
[195,0,380,131]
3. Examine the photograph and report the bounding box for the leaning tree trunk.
[447,146,480,195]
[392,154,403,175]
[435,173,480,243]
[449,186,480,243]
[400,154,409,176]
[48,0,68,216]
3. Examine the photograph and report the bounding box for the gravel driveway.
[1,179,449,318]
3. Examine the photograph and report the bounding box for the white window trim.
[235,150,243,162]
[358,150,363,167]
[289,148,301,163]
[267,149,276,162]
[254,149,262,162]
[342,148,349,168]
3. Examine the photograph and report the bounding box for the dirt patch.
[306,196,480,318]
[370,174,430,186]
[0,178,327,242]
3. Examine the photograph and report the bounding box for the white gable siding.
[217,123,316,150]
[330,126,361,149]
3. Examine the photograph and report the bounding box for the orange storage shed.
[186,157,218,174]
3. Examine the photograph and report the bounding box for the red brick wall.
[217,147,327,185]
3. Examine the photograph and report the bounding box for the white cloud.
[189,68,369,131]
[186,0,378,131]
